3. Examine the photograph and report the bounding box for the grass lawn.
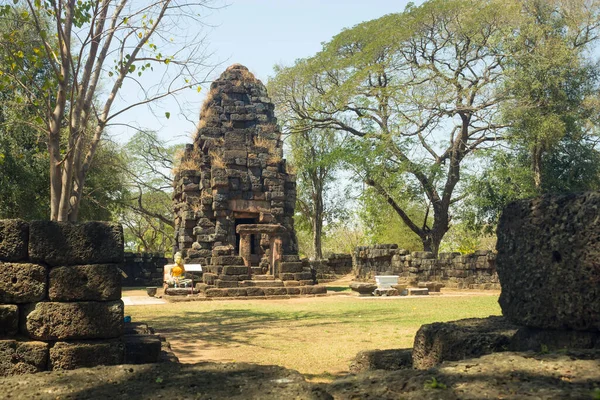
[124,291,501,382]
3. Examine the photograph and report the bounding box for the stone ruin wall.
[308,254,353,281]
[353,244,499,290]
[0,220,125,375]
[122,252,168,287]
[172,64,298,269]
[0,220,169,376]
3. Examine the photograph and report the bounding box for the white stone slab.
[375,275,399,289]
[122,296,167,306]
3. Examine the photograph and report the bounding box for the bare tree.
[0,0,219,221]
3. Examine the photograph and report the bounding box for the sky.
[110,0,418,145]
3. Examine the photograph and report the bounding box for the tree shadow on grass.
[147,308,349,353]
[144,304,466,358]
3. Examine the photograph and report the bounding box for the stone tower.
[172,64,300,278]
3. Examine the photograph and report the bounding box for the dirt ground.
[1,349,598,399]
[4,282,594,398]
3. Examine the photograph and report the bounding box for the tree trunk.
[312,187,324,260]
[48,135,62,221]
[532,146,543,190]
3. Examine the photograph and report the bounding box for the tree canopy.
[270,0,600,254]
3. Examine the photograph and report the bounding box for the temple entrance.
[236,224,285,276]
[234,217,260,266]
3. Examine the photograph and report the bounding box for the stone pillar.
[269,236,282,277]
[239,233,252,267]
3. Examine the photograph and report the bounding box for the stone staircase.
[186,255,327,299]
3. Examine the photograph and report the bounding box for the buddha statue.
[164,252,192,289]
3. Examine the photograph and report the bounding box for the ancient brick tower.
[172,64,320,293]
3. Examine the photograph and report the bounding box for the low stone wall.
[0,220,126,376]
[352,244,499,289]
[309,253,353,281]
[122,252,168,287]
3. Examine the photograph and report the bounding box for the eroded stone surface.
[0,339,48,376]
[0,262,47,303]
[412,316,519,370]
[49,264,121,301]
[350,349,413,373]
[21,301,124,340]
[0,305,18,337]
[496,193,600,331]
[124,335,161,364]
[29,221,124,266]
[509,326,600,352]
[49,340,124,370]
[0,220,28,262]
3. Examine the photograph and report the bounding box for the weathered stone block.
[412,316,519,370]
[212,255,244,265]
[349,348,413,373]
[124,335,161,364]
[0,262,47,303]
[0,340,48,376]
[222,265,249,275]
[226,288,248,297]
[285,287,301,295]
[49,340,124,370]
[263,287,287,296]
[0,220,28,261]
[294,272,312,281]
[215,279,238,288]
[164,287,195,296]
[49,264,121,301]
[246,287,265,296]
[202,273,217,285]
[29,221,124,266]
[21,301,124,340]
[496,193,600,331]
[0,305,18,337]
[509,326,600,352]
[205,288,228,297]
[279,273,295,281]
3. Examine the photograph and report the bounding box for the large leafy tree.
[503,0,600,190]
[0,1,215,221]
[287,127,346,260]
[0,8,125,221]
[270,0,517,255]
[271,0,600,255]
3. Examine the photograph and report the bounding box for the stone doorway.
[234,216,260,266]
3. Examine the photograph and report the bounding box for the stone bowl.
[349,282,377,296]
[146,287,158,297]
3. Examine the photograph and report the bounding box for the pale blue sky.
[110,0,418,145]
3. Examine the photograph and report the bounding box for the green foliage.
[424,377,447,390]
[117,131,179,254]
[0,0,211,221]
[501,0,600,189]
[0,111,49,220]
[463,139,600,233]
[287,127,348,259]
[270,0,521,255]
[272,0,600,253]
[358,186,424,251]
[77,140,128,221]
